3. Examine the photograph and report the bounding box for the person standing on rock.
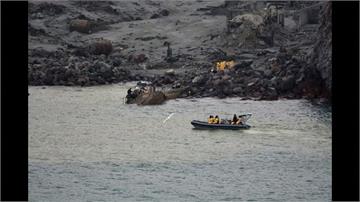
[167,42,172,58]
[164,41,172,62]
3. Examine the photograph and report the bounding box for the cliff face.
[307,2,332,99]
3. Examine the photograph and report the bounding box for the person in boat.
[220,119,229,124]
[231,114,239,124]
[208,115,214,124]
[214,115,220,124]
[236,115,244,125]
[126,88,137,99]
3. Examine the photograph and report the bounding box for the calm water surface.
[29,84,332,201]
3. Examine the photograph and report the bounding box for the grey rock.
[250,77,260,84]
[264,69,272,77]
[270,76,278,87]
[233,87,243,94]
[160,9,170,16]
[253,71,262,77]
[165,69,175,76]
[192,75,206,84]
[150,13,160,19]
[247,82,255,87]
[69,19,92,34]
[88,39,113,55]
[96,61,112,73]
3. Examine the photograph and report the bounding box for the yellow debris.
[216,60,235,71]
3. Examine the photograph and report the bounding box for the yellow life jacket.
[208,118,213,124]
[216,61,226,71]
[214,118,219,124]
[225,61,234,68]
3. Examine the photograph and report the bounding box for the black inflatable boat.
[191,113,252,130]
[191,120,251,130]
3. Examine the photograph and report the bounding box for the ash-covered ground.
[28,0,332,101]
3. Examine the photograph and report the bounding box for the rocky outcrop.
[125,87,166,105]
[137,91,166,105]
[307,2,332,99]
[125,86,184,105]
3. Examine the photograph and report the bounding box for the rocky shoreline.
[28,1,332,102]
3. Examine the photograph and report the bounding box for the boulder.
[192,75,206,84]
[69,19,92,34]
[150,13,160,19]
[233,87,243,94]
[88,39,113,55]
[247,82,255,87]
[165,69,175,76]
[160,9,170,16]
